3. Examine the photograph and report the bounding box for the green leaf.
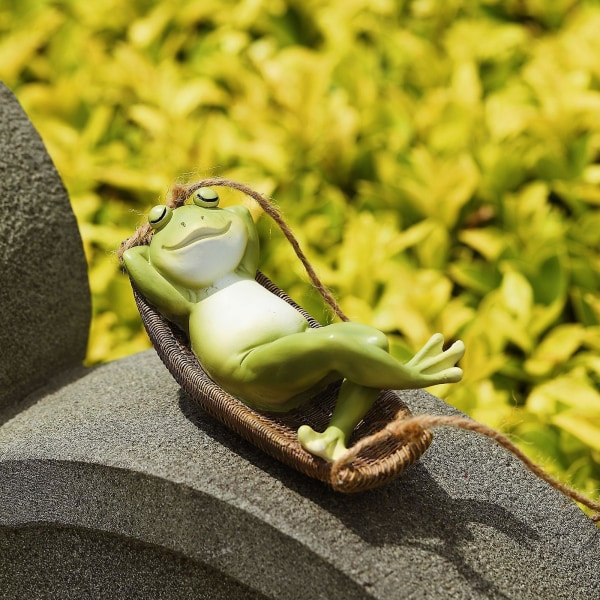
[449,262,501,296]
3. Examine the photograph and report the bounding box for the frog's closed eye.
[148,205,172,230]
[191,187,220,208]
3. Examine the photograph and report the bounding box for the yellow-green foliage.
[2,0,599,502]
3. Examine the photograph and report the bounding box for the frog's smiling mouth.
[163,222,232,251]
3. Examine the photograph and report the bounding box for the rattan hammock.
[121,179,433,493]
[131,276,432,493]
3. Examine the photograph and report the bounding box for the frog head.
[147,187,249,289]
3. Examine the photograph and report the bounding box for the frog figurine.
[123,187,465,461]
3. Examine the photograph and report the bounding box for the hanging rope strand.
[331,413,600,521]
[179,177,349,322]
[118,178,348,321]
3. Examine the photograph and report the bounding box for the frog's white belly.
[189,279,309,374]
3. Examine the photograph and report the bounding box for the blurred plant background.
[1,0,599,505]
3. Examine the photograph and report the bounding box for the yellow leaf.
[501,268,533,323]
[96,166,169,193]
[0,9,64,82]
[528,376,600,415]
[458,228,507,261]
[128,4,172,48]
[440,297,475,339]
[525,324,586,376]
[451,60,481,107]
[552,413,600,452]
[391,220,437,253]
[340,296,374,324]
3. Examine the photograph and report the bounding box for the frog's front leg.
[123,246,192,329]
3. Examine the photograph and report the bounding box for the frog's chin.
[155,232,247,290]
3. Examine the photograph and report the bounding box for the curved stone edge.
[0,351,599,599]
[0,458,367,600]
[0,82,90,410]
[0,523,267,600]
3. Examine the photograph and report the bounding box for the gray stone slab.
[1,82,598,599]
[0,350,598,599]
[0,82,90,414]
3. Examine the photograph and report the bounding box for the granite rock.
[1,351,599,599]
[0,83,90,415]
[1,83,599,600]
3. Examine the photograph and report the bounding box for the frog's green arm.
[225,205,259,277]
[123,245,192,326]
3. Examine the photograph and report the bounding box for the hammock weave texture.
[131,271,433,493]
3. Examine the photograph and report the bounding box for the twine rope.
[120,177,599,521]
[331,413,600,521]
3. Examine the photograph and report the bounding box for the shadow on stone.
[0,524,267,600]
[0,457,369,600]
[178,389,538,599]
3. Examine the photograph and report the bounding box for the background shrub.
[1,0,599,506]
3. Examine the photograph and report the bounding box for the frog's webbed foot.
[406,333,465,386]
[298,425,347,462]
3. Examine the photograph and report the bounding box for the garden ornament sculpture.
[122,185,464,462]
[120,178,600,517]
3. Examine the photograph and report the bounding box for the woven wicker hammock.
[121,178,435,492]
[130,269,433,493]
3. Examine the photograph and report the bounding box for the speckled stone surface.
[1,351,599,599]
[0,83,90,414]
[1,83,599,600]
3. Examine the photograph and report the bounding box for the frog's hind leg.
[235,322,389,405]
[238,325,463,461]
[297,425,347,461]
[298,380,380,461]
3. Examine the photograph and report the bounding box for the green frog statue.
[123,187,465,462]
